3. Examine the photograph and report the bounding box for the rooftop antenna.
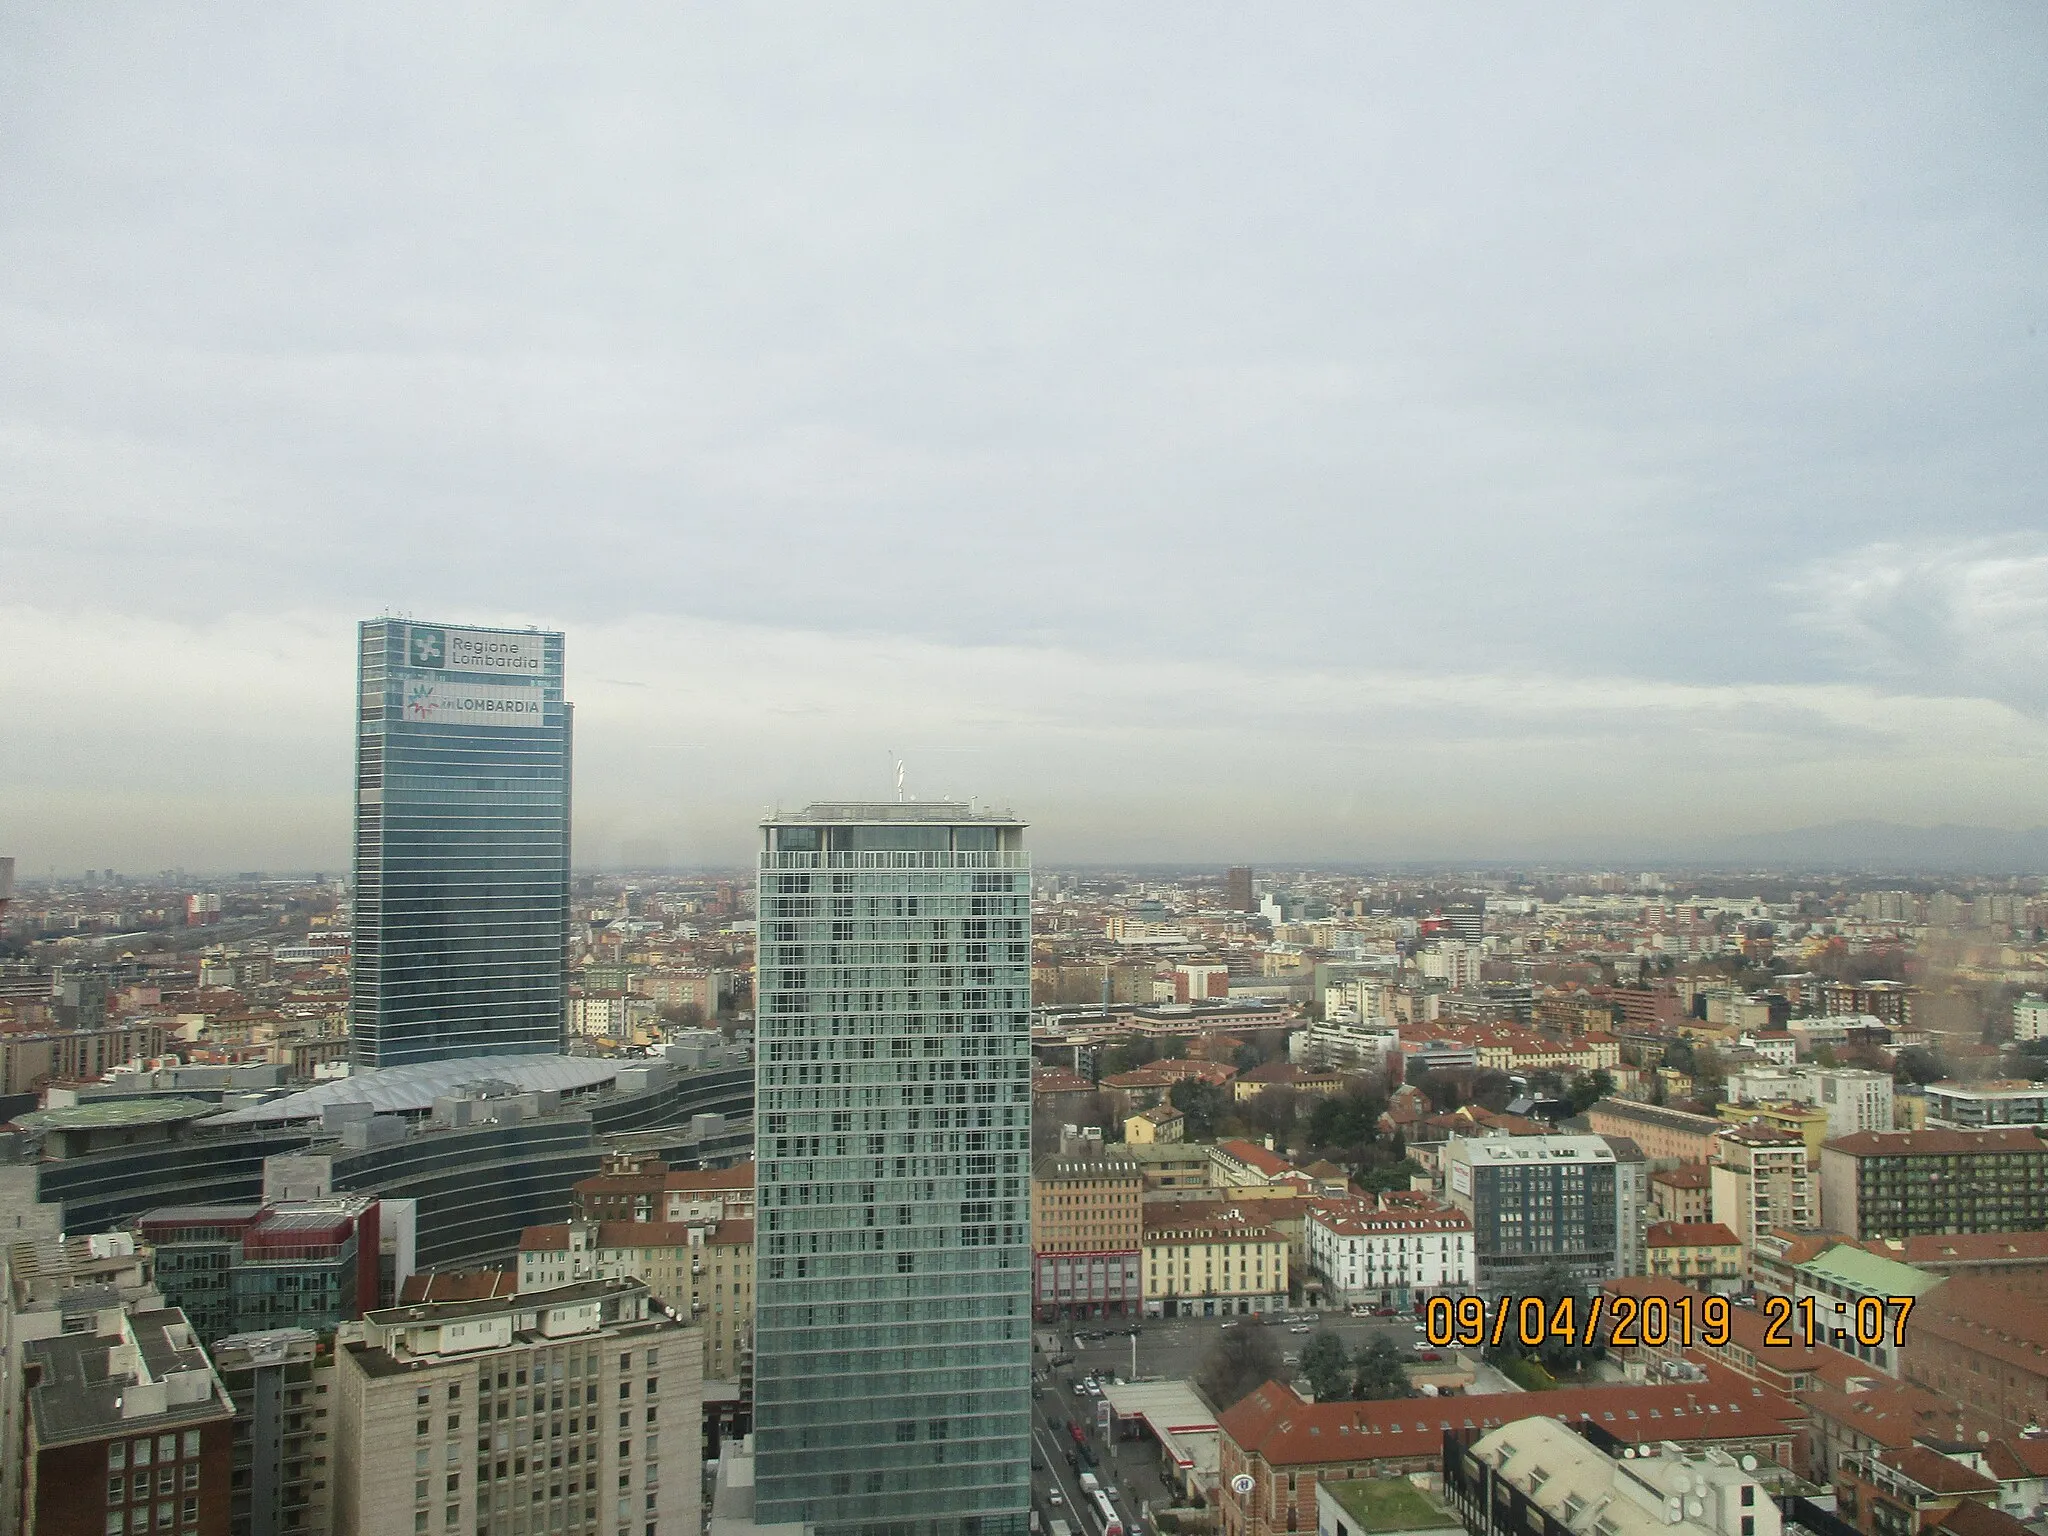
[891,751,907,803]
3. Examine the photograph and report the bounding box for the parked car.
[1415,1350,1443,1362]
[1289,1324,1310,1334]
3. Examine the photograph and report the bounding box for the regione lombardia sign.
[406,624,545,674]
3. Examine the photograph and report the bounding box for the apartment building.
[1444,1134,1620,1294]
[1302,1199,1473,1309]
[568,1159,754,1227]
[1817,1129,2048,1240]
[1652,1165,1713,1225]
[331,1276,700,1536]
[1710,1122,1813,1266]
[1142,1206,1289,1318]
[1643,1221,1743,1289]
[514,1218,753,1385]
[1585,1100,1726,1169]
[1031,1151,1143,1321]
[211,1328,333,1536]
[1924,1082,2048,1132]
[20,1304,236,1536]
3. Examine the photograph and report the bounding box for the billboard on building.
[401,677,546,728]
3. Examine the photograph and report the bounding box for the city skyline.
[6,8,2047,871]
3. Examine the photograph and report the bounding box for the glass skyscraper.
[352,618,571,1068]
[754,803,1033,1536]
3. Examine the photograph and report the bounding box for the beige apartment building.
[516,1218,752,1385]
[1710,1121,1814,1267]
[332,1277,700,1536]
[1142,1205,1289,1318]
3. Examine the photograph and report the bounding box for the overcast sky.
[4,5,2046,873]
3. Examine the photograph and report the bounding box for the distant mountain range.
[1679,820,2048,873]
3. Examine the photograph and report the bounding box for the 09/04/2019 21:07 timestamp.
[1423,1292,1918,1352]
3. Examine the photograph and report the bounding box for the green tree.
[1196,1325,1284,1412]
[1485,1265,1603,1377]
[1413,1071,1461,1112]
[1298,1329,1350,1402]
[1356,1158,1424,1196]
[1348,1337,1414,1401]
[1169,1079,1230,1140]
[1566,1070,1615,1115]
[1895,1046,1949,1086]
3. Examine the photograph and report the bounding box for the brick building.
[20,1305,236,1536]
[1216,1375,1806,1536]
[1900,1277,2048,1431]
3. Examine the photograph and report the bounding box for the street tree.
[1195,1326,1285,1412]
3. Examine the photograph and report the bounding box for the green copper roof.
[1796,1243,1942,1297]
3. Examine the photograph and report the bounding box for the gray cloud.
[2,5,2045,868]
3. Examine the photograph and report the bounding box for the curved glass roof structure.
[201,1055,624,1128]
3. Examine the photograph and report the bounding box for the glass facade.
[353,619,571,1067]
[753,804,1033,1536]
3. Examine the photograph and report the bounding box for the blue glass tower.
[753,803,1033,1536]
[352,619,571,1067]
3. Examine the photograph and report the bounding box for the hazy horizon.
[6,7,2045,874]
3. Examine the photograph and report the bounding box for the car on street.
[1072,1382,1088,1395]
[1415,1350,1443,1362]
[1288,1324,1310,1334]
[1219,1320,1238,1329]
[1282,1353,1299,1365]
[1048,1491,1064,1507]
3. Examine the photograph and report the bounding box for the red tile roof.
[1824,1128,2048,1157]
[399,1268,517,1303]
[1219,1372,1802,1469]
[1216,1139,1294,1178]
[1880,1444,1998,1495]
[1646,1222,1740,1249]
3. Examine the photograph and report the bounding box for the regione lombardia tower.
[352,617,572,1068]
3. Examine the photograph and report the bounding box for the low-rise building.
[1233,1063,1348,1103]
[1790,1245,1943,1378]
[1652,1165,1714,1225]
[1125,1104,1186,1144]
[1899,1277,2048,1432]
[1644,1222,1744,1289]
[1446,1412,1781,1536]
[1217,1376,1807,1536]
[1302,1199,1473,1309]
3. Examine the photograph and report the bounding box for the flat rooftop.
[26,1309,229,1448]
[15,1098,218,1131]
[1322,1478,1463,1533]
[764,801,1024,825]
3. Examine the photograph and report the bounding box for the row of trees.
[1297,1331,1413,1402]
